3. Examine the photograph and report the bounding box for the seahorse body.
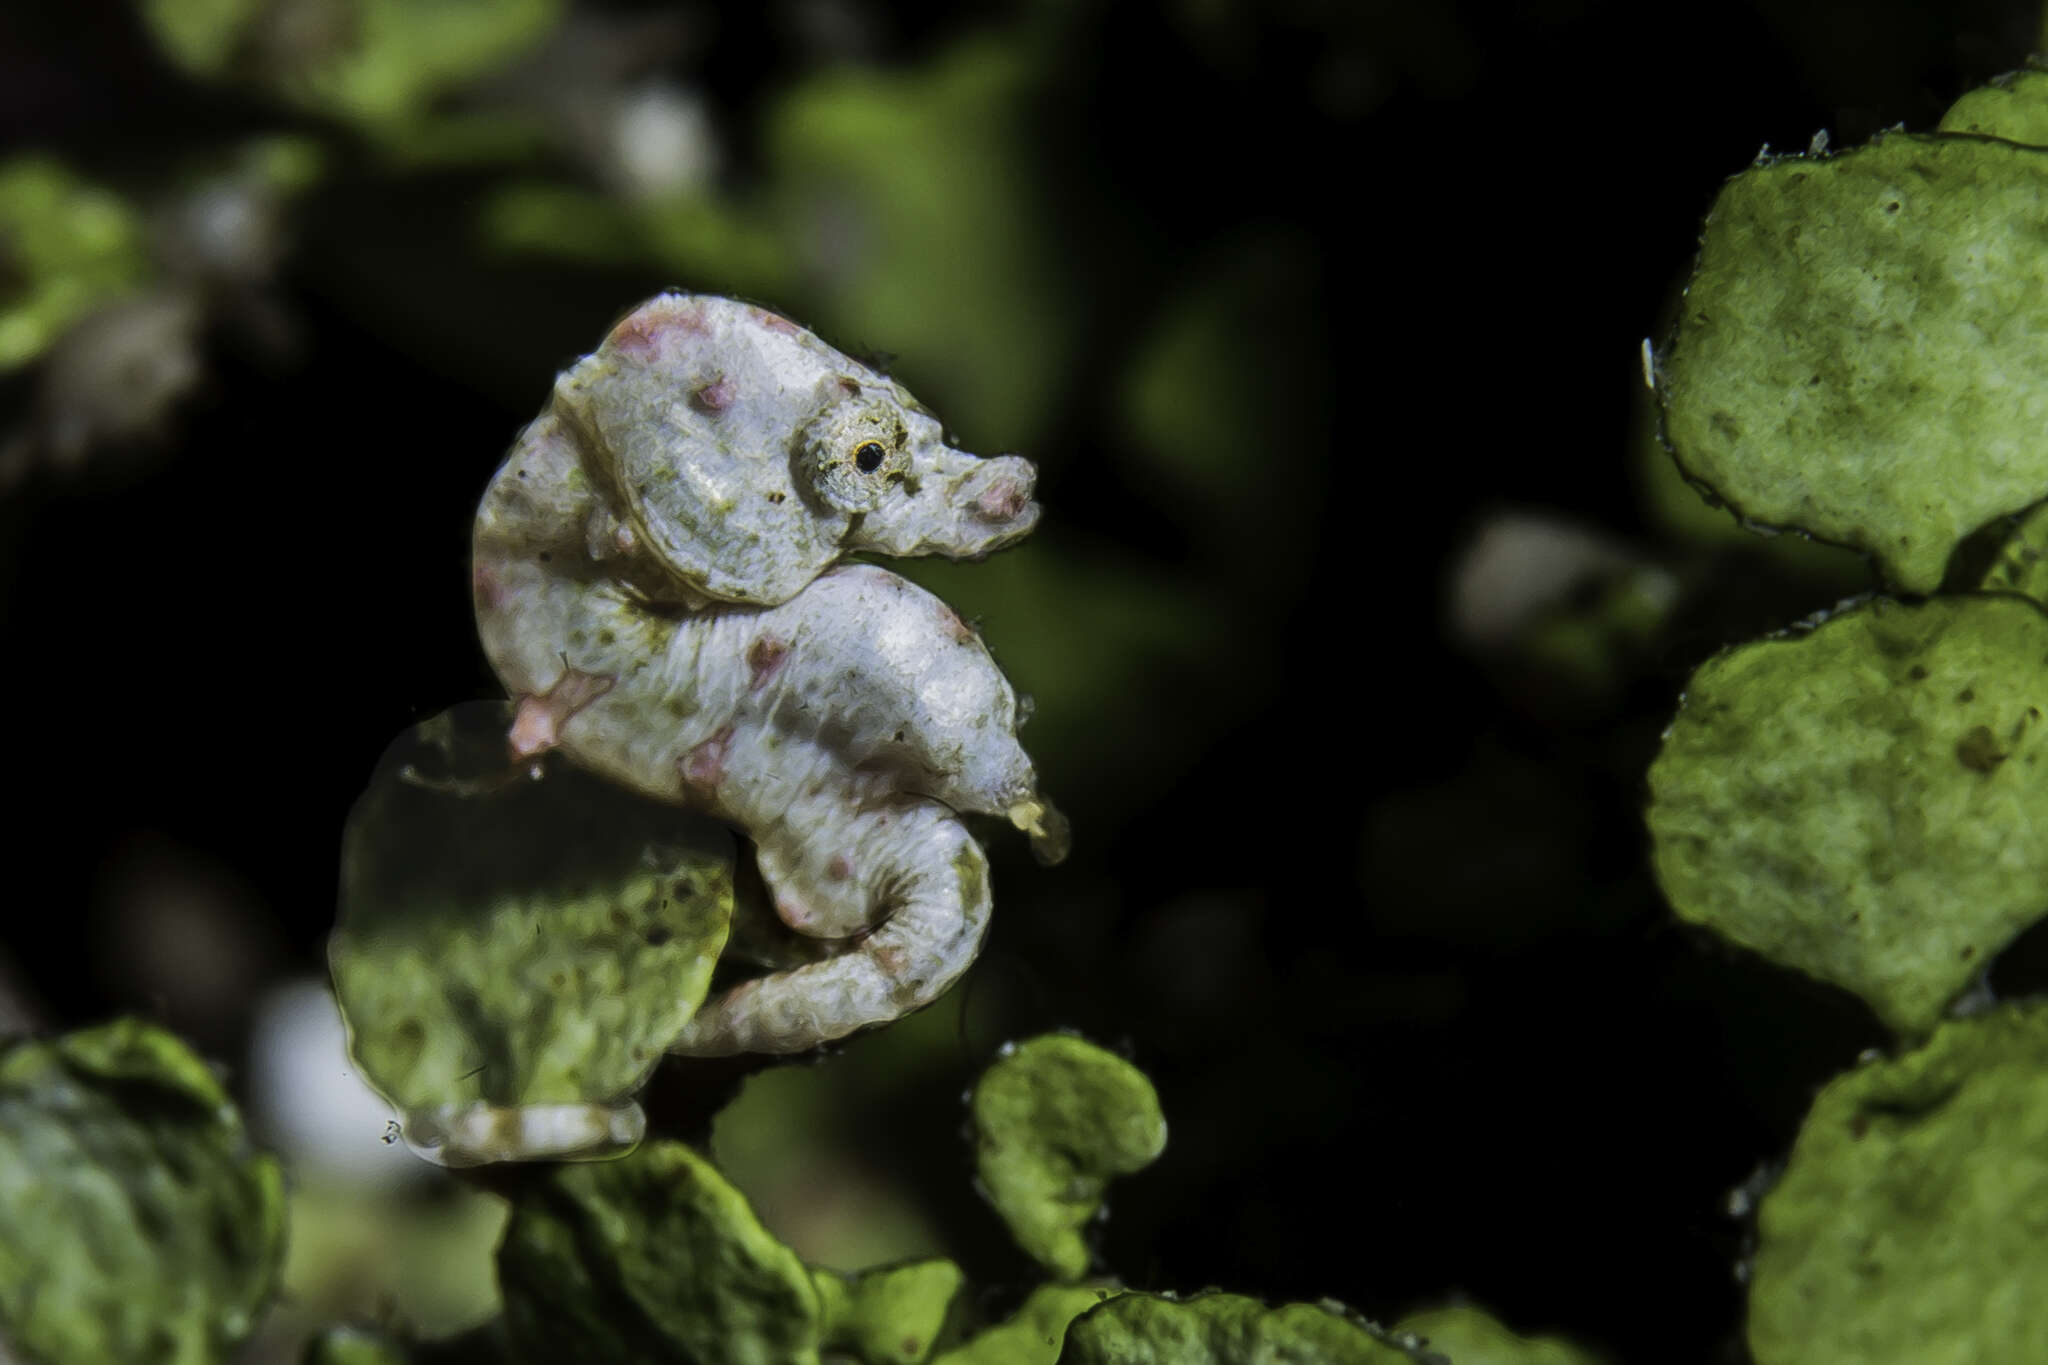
[472,295,1063,1055]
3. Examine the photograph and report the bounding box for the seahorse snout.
[965,455,1038,526]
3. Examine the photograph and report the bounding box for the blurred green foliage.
[1393,1305,1610,1365]
[332,703,734,1164]
[0,159,152,370]
[140,0,562,135]
[1748,1001,2048,1365]
[0,1019,284,1364]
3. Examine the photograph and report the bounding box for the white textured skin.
[474,294,1063,1056]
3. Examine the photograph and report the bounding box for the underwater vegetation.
[10,2,2048,1362]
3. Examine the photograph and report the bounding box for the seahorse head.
[549,293,1041,606]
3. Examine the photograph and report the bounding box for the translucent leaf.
[969,1036,1166,1279]
[497,1140,824,1364]
[1057,1294,1431,1364]
[332,702,733,1164]
[1394,1305,1610,1365]
[0,1019,285,1364]
[1647,595,2048,1034]
[816,1258,964,1364]
[931,1285,1123,1365]
[1979,500,2048,607]
[1748,1001,2048,1364]
[0,158,151,371]
[1657,133,2048,592]
[1938,69,2048,146]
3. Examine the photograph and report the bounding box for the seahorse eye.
[854,441,886,474]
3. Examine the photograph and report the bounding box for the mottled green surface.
[1939,69,2048,145]
[1657,133,2048,592]
[1058,1294,1425,1364]
[0,1019,285,1364]
[1648,596,2048,1034]
[497,1140,823,1364]
[1980,501,2048,606]
[332,702,733,1162]
[1394,1305,1608,1365]
[817,1258,964,1364]
[969,1036,1167,1279]
[0,158,151,370]
[1749,1001,2048,1365]
[932,1285,1124,1365]
[303,1324,413,1365]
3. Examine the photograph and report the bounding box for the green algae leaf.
[332,702,733,1165]
[1656,132,2048,592]
[0,158,152,370]
[1980,500,2048,606]
[932,1285,1124,1365]
[497,1139,824,1365]
[1749,1000,2048,1365]
[816,1258,964,1364]
[1938,69,2048,146]
[1393,1305,1609,1365]
[1647,595,2048,1035]
[969,1035,1166,1280]
[1058,1294,1428,1365]
[0,1019,286,1365]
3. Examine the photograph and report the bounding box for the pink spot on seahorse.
[607,299,709,360]
[748,306,803,337]
[472,560,507,609]
[679,725,734,796]
[746,635,791,690]
[692,374,737,412]
[973,476,1030,523]
[509,669,615,759]
[936,603,976,644]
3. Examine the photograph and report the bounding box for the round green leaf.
[1057,1294,1426,1365]
[1749,1000,2048,1364]
[332,702,733,1164]
[816,1258,964,1364]
[932,1285,1124,1365]
[1657,132,2048,592]
[1939,69,2048,146]
[969,1036,1167,1280]
[1647,595,2048,1034]
[0,1019,286,1364]
[497,1139,824,1364]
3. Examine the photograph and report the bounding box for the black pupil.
[854,442,885,473]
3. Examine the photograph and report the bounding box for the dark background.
[3,1,2044,1360]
